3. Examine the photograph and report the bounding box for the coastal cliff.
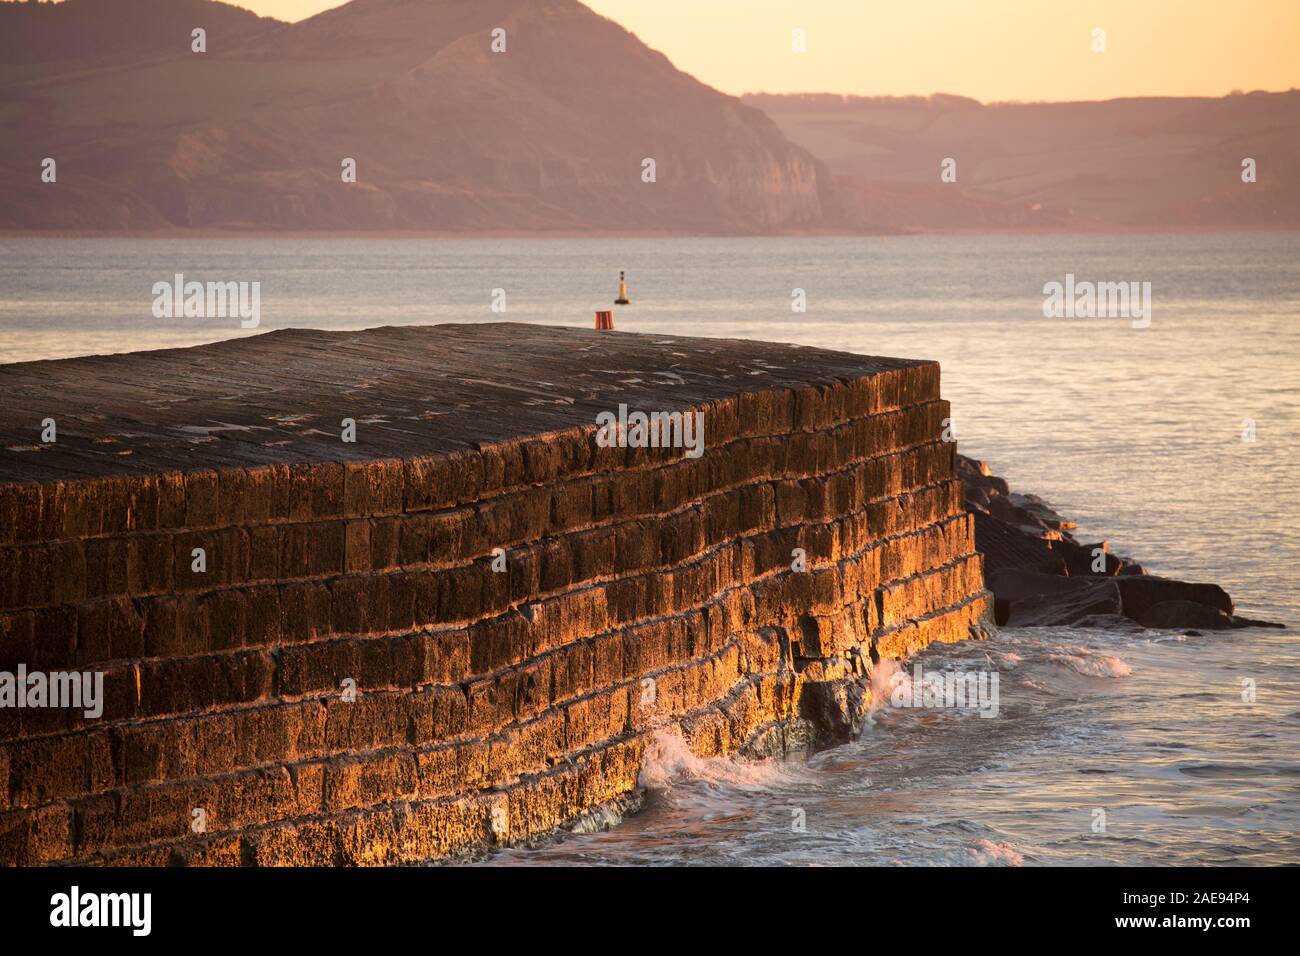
[0,0,830,233]
[0,323,991,865]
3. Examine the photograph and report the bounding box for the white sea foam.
[966,839,1025,866]
[637,730,789,791]
[1047,647,1133,678]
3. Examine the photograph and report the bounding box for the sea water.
[2,232,1296,864]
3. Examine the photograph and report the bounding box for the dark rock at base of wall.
[1004,580,1122,628]
[957,454,1282,631]
[1138,600,1234,630]
[1114,577,1232,621]
[798,679,872,746]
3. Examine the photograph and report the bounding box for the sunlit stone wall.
[0,324,992,865]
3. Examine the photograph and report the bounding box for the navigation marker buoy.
[615,271,631,305]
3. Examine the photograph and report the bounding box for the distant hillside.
[744,91,1300,230]
[0,0,831,232]
[0,0,283,65]
[3,0,1294,234]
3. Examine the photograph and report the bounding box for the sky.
[92,0,1300,102]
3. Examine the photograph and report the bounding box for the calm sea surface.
[2,233,1297,865]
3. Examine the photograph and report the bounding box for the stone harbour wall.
[0,324,993,865]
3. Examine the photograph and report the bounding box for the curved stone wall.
[0,324,992,865]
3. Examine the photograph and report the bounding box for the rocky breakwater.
[0,323,992,866]
[958,455,1281,632]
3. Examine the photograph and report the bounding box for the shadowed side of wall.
[0,324,992,865]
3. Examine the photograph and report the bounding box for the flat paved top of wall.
[0,323,931,483]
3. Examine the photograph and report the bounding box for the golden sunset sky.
[125,0,1300,101]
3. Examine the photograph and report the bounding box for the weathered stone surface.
[990,568,1096,605]
[0,324,992,865]
[1137,600,1233,631]
[1114,577,1233,622]
[1005,581,1122,628]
